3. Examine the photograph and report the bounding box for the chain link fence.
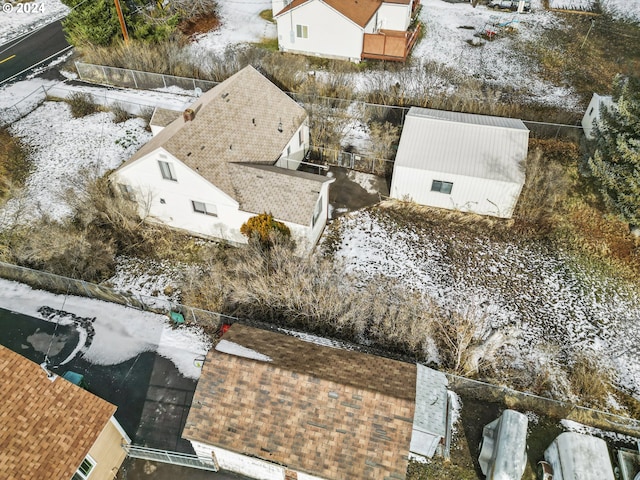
[308,146,394,177]
[75,62,218,93]
[447,373,640,438]
[0,85,49,128]
[0,261,233,330]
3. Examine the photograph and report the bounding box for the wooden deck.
[361,23,422,62]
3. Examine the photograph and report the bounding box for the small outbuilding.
[581,93,614,140]
[390,107,529,219]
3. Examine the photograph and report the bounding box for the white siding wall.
[581,93,613,140]
[377,2,412,30]
[275,121,310,170]
[190,441,286,480]
[390,167,523,218]
[113,148,321,251]
[113,149,250,244]
[276,1,364,61]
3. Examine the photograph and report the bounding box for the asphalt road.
[0,19,70,85]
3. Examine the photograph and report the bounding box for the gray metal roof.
[410,364,448,458]
[394,107,529,184]
[544,432,616,480]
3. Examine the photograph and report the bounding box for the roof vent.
[183,109,195,122]
[278,119,283,133]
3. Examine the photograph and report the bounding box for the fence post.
[130,69,138,89]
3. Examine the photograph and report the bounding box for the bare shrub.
[0,128,31,201]
[366,121,400,160]
[8,218,115,282]
[431,305,493,375]
[568,351,613,409]
[110,103,131,123]
[67,92,99,118]
[514,148,571,231]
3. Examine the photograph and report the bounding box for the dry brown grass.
[568,352,614,409]
[0,128,31,201]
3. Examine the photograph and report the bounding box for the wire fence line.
[0,260,638,437]
[75,61,218,94]
[0,85,50,128]
[74,62,584,140]
[447,374,640,438]
[0,261,231,330]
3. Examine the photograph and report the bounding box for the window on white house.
[158,160,177,181]
[589,107,594,116]
[192,201,218,217]
[312,196,322,228]
[296,25,308,38]
[431,180,453,194]
[118,183,135,201]
[298,129,304,147]
[72,456,96,480]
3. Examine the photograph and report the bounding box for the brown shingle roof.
[183,325,416,480]
[0,345,116,480]
[275,0,411,28]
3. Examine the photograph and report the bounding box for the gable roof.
[118,66,332,225]
[0,345,116,480]
[276,0,410,28]
[229,164,328,225]
[395,107,528,184]
[183,324,416,480]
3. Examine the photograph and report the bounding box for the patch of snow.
[0,278,211,379]
[215,339,272,362]
[0,0,69,46]
[2,100,151,223]
[448,390,462,436]
[279,328,356,350]
[106,256,187,305]
[347,170,381,194]
[602,0,640,23]
[560,419,640,446]
[326,206,640,397]
[187,0,275,57]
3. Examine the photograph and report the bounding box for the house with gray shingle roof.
[182,324,451,480]
[111,66,334,252]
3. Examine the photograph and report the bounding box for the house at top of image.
[111,66,335,253]
[272,0,422,62]
[0,345,130,480]
[582,93,614,140]
[390,107,529,219]
[182,324,451,480]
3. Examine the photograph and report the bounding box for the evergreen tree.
[61,0,178,46]
[587,75,640,231]
[62,0,121,46]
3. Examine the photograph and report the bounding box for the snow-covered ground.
[2,100,151,223]
[0,278,210,379]
[324,205,640,399]
[187,0,275,56]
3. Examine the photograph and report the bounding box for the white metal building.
[390,107,529,219]
[581,93,614,140]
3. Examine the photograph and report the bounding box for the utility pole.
[581,18,595,49]
[114,0,130,43]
